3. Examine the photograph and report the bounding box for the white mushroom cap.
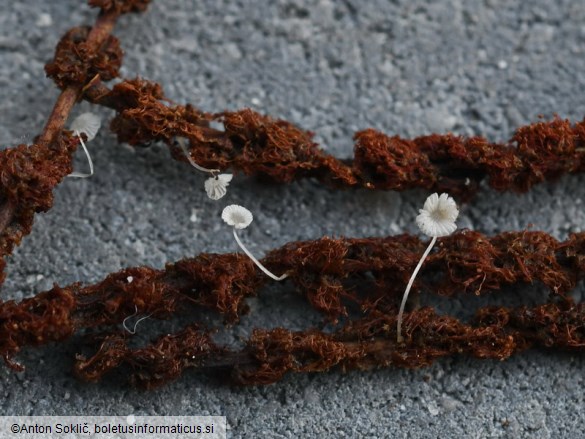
[221,204,288,281]
[221,204,253,229]
[70,112,102,142]
[415,193,459,238]
[205,174,233,200]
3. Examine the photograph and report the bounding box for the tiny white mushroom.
[415,193,459,238]
[222,204,253,229]
[221,205,288,281]
[177,137,232,199]
[70,112,101,141]
[68,112,101,178]
[205,174,233,200]
[396,193,459,343]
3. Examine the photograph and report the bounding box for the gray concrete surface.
[1,0,585,437]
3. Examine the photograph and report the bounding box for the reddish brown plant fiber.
[72,300,585,387]
[82,78,585,200]
[2,230,585,376]
[3,0,585,389]
[0,1,151,290]
[0,136,77,288]
[0,253,258,370]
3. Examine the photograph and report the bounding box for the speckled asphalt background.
[1,1,585,437]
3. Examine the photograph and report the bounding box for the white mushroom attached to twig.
[221,204,288,281]
[396,193,459,343]
[205,174,233,200]
[68,112,101,178]
[177,137,233,200]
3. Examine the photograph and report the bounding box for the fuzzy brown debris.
[0,253,259,369]
[219,109,356,185]
[0,286,77,371]
[5,229,585,368]
[45,26,122,90]
[86,78,585,198]
[75,253,260,326]
[0,137,77,212]
[0,2,145,289]
[354,118,585,197]
[74,325,222,388]
[105,79,217,149]
[352,129,439,191]
[93,78,350,181]
[263,231,585,320]
[40,4,134,148]
[0,135,77,286]
[5,230,585,376]
[233,328,365,385]
[234,300,585,385]
[474,300,585,349]
[73,300,585,386]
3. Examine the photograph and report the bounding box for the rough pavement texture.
[1,1,585,437]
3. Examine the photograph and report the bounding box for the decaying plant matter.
[0,1,147,289]
[2,230,585,385]
[69,298,585,387]
[80,76,585,201]
[0,0,584,387]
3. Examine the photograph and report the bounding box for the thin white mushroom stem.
[177,137,220,176]
[232,228,288,281]
[122,305,153,335]
[396,235,437,343]
[68,131,94,178]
